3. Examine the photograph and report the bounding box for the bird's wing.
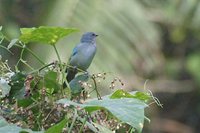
[65,43,82,82]
[67,44,80,63]
[70,43,83,58]
[72,45,78,56]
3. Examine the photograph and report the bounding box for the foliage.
[0,116,43,133]
[19,26,79,45]
[0,26,157,133]
[57,96,148,132]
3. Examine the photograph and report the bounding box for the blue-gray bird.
[66,32,98,83]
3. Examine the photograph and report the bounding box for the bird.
[65,32,98,84]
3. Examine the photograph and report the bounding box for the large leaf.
[86,98,147,132]
[0,116,43,133]
[57,91,148,132]
[19,26,79,45]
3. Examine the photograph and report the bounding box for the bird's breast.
[70,44,96,70]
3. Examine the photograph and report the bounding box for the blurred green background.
[1,0,200,132]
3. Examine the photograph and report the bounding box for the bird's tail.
[66,70,77,82]
[63,67,78,88]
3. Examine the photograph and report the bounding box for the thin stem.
[21,59,34,71]
[78,117,87,133]
[38,62,55,72]
[0,45,13,55]
[66,64,86,73]
[15,45,34,71]
[26,103,39,110]
[28,61,56,74]
[15,47,25,71]
[52,44,65,96]
[91,76,102,100]
[77,117,99,133]
[68,108,77,133]
[15,44,45,65]
[52,44,62,65]
[44,108,54,121]
[36,112,42,130]
[148,89,163,108]
[25,46,46,65]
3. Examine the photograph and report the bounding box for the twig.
[52,45,62,66]
[21,59,34,71]
[15,43,45,65]
[148,89,163,108]
[24,46,46,65]
[64,63,86,74]
[0,44,13,55]
[91,76,102,100]
[52,44,66,96]
[44,108,55,121]
[39,61,55,72]
[68,108,77,133]
[78,117,87,133]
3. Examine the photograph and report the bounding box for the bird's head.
[80,32,98,43]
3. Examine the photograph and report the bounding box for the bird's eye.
[92,33,95,36]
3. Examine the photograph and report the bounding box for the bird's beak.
[95,34,98,37]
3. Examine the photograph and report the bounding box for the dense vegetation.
[0,26,160,132]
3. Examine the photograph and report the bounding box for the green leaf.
[110,89,150,101]
[0,116,43,133]
[43,71,60,94]
[0,78,11,98]
[0,26,2,31]
[21,27,35,34]
[86,98,147,132]
[130,91,151,101]
[110,89,136,99]
[57,96,148,132]
[17,98,34,108]
[45,119,67,133]
[7,39,18,49]
[9,72,26,99]
[19,26,79,45]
